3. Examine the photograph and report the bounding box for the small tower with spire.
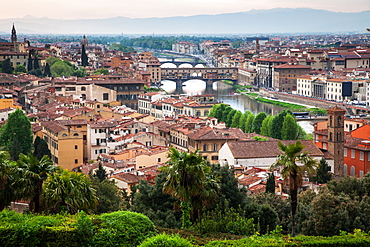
[81,35,88,47]
[11,24,17,43]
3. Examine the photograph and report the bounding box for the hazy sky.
[2,0,369,19]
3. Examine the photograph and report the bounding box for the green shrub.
[194,208,255,235]
[94,211,157,246]
[139,234,193,247]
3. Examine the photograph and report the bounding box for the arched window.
[350,166,355,177]
[62,134,67,137]
[73,133,79,136]
[329,132,332,141]
[337,116,341,126]
[329,116,333,126]
[343,164,348,175]
[81,86,86,91]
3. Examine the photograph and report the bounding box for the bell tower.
[11,23,17,43]
[327,106,345,176]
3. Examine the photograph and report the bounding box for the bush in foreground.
[139,234,193,247]
[0,210,157,247]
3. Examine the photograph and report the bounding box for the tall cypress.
[81,44,88,67]
[33,57,39,69]
[43,63,51,77]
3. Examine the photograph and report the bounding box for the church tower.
[11,23,17,43]
[81,35,88,47]
[327,106,345,176]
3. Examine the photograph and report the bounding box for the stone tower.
[11,23,17,42]
[81,35,88,47]
[327,106,345,176]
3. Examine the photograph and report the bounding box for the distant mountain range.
[0,8,369,35]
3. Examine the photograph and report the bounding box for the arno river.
[160,79,314,133]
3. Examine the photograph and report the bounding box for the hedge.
[0,210,157,247]
[205,233,370,247]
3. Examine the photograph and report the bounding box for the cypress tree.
[27,56,33,71]
[226,109,236,127]
[265,173,275,193]
[238,111,250,130]
[33,57,39,69]
[43,63,51,77]
[260,115,273,137]
[94,163,108,182]
[270,110,292,139]
[81,44,88,67]
[316,158,332,184]
[33,136,51,160]
[1,58,13,74]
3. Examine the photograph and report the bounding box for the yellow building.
[0,87,22,110]
[41,121,84,171]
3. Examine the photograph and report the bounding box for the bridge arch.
[178,63,193,68]
[160,63,177,68]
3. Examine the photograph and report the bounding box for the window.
[344,164,348,175]
[360,151,364,161]
[351,150,355,159]
[323,143,327,149]
[211,156,218,160]
[360,170,364,178]
[350,166,355,176]
[203,144,208,151]
[75,145,78,149]
[75,159,78,164]
[66,87,76,91]
[73,133,79,136]
[77,125,82,128]
[81,86,86,91]
[213,144,217,151]
[158,158,161,162]
[103,93,109,100]
[344,148,347,157]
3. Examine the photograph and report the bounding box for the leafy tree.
[50,60,75,77]
[281,114,298,140]
[45,57,60,66]
[29,68,43,77]
[252,112,267,134]
[160,148,218,225]
[208,104,220,118]
[91,177,125,214]
[94,68,109,75]
[43,170,97,214]
[260,115,273,137]
[0,109,33,160]
[315,158,332,184]
[0,151,17,210]
[93,163,107,182]
[43,63,51,77]
[220,105,232,123]
[131,172,181,229]
[210,164,248,210]
[253,136,268,141]
[270,141,318,236]
[225,109,236,127]
[16,154,57,213]
[244,113,255,133]
[33,136,51,160]
[2,58,13,74]
[238,111,249,130]
[270,110,292,139]
[109,43,134,52]
[231,110,242,128]
[14,65,27,74]
[265,173,275,194]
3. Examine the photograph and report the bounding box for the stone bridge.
[161,67,238,86]
[158,56,206,67]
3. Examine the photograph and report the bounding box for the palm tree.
[43,170,97,214]
[160,147,219,225]
[16,154,57,213]
[270,141,318,236]
[0,151,17,210]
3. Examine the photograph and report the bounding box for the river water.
[160,79,314,133]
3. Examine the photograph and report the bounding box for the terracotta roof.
[274,64,311,69]
[41,121,67,133]
[227,140,324,159]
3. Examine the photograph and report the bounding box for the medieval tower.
[327,106,345,176]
